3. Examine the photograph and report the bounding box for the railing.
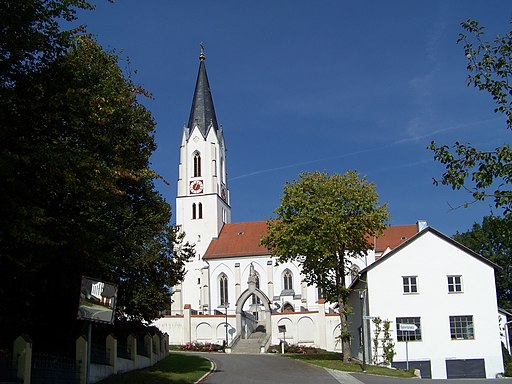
[260,333,272,353]
[117,339,131,360]
[229,333,241,349]
[31,352,81,384]
[0,350,18,383]
[241,311,258,338]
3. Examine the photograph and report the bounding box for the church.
[154,50,505,379]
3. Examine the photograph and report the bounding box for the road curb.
[195,356,215,383]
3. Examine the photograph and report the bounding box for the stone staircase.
[230,331,266,354]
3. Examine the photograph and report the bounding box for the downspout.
[203,258,211,315]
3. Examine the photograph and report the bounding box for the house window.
[402,276,418,294]
[447,275,463,293]
[450,315,474,340]
[283,270,293,291]
[396,317,422,341]
[198,203,203,219]
[193,152,201,177]
[219,274,228,306]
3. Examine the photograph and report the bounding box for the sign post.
[398,323,417,371]
[77,276,118,384]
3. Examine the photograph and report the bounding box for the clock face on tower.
[189,180,204,194]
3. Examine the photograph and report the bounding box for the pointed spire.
[187,44,218,138]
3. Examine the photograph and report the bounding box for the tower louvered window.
[193,152,201,177]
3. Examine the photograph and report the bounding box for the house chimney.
[417,220,428,232]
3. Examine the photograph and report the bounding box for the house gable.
[356,226,499,279]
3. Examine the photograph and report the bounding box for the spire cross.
[199,42,205,61]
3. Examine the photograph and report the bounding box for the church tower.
[173,49,231,313]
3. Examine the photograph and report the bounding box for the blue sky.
[74,1,511,236]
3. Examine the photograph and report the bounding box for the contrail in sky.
[231,117,500,181]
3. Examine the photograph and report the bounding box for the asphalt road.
[197,353,341,384]
[194,353,512,384]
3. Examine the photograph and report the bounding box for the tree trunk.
[336,254,352,362]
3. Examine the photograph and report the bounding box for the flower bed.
[180,342,224,352]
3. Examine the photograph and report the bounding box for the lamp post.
[224,303,229,347]
[360,290,366,372]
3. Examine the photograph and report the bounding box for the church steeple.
[173,47,231,315]
[187,48,219,138]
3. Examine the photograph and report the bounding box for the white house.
[154,50,506,378]
[348,227,504,379]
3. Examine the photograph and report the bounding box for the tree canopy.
[0,0,193,348]
[261,170,389,361]
[428,20,512,215]
[453,215,512,312]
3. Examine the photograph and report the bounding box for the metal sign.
[77,276,118,324]
[399,323,418,331]
[278,325,286,333]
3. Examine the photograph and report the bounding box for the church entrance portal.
[234,264,272,341]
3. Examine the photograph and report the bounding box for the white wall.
[365,230,503,379]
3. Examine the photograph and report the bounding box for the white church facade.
[154,51,506,379]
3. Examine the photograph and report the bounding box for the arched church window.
[193,152,201,177]
[219,273,228,306]
[198,203,203,219]
[192,203,196,219]
[282,302,294,312]
[350,265,360,281]
[251,273,261,305]
[283,269,293,291]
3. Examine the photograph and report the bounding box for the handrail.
[260,333,272,353]
[229,333,241,349]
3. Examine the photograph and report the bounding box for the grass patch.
[98,352,211,384]
[289,351,415,378]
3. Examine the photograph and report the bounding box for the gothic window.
[251,273,261,305]
[350,265,360,281]
[198,203,203,219]
[192,203,196,219]
[219,273,228,306]
[283,269,293,291]
[193,152,201,177]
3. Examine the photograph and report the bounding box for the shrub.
[505,362,512,377]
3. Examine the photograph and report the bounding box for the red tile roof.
[203,221,420,260]
[203,221,270,259]
[373,224,418,252]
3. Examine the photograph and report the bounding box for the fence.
[6,332,169,384]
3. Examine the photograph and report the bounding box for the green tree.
[261,170,389,362]
[0,1,193,348]
[0,0,93,86]
[453,215,512,312]
[428,20,512,215]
